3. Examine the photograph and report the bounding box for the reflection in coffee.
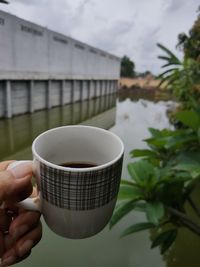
[59,162,98,168]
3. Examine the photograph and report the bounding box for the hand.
[0,161,42,266]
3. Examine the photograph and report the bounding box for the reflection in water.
[0,94,117,160]
[118,88,157,103]
[118,87,172,103]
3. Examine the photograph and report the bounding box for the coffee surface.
[59,162,97,168]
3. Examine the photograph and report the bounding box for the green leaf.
[148,128,162,138]
[146,129,196,150]
[120,179,136,186]
[127,160,157,188]
[151,229,178,254]
[118,184,143,200]
[175,110,200,130]
[146,202,165,225]
[132,202,147,212]
[130,149,157,158]
[173,163,200,179]
[121,222,155,237]
[110,200,137,228]
[157,43,181,65]
[158,68,178,78]
[173,151,200,179]
[198,127,200,142]
[158,55,171,61]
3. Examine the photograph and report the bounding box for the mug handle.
[6,161,41,212]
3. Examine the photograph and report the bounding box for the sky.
[0,0,199,74]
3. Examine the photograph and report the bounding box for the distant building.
[0,10,120,118]
[0,10,120,80]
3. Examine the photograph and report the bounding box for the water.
[0,94,200,267]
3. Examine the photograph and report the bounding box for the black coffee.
[59,162,98,168]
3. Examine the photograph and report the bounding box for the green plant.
[110,109,200,254]
[157,43,200,109]
[111,10,200,253]
[157,44,200,108]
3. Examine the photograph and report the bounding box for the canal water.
[0,93,200,267]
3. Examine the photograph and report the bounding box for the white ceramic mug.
[8,126,124,239]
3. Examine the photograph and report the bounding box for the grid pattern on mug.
[40,156,123,210]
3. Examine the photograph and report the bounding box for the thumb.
[0,165,33,203]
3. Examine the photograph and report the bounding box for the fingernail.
[1,255,16,266]
[18,240,34,257]
[13,225,29,240]
[8,163,33,179]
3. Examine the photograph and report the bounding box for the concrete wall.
[0,10,121,80]
[0,11,119,118]
[0,79,118,118]
[0,81,5,117]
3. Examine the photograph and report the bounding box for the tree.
[0,0,9,4]
[120,56,135,78]
[177,6,200,60]
[137,70,154,78]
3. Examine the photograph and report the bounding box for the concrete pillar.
[61,80,65,106]
[47,80,52,109]
[29,80,34,113]
[80,80,83,101]
[99,80,102,97]
[89,80,92,99]
[112,80,115,93]
[105,80,108,95]
[81,80,87,101]
[110,80,112,94]
[87,80,90,100]
[5,80,12,118]
[108,80,110,95]
[101,80,104,96]
[72,80,75,103]
[115,80,118,92]
[96,80,100,97]
[94,80,97,98]
[110,80,113,94]
[108,80,111,95]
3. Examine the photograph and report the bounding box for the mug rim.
[32,125,124,173]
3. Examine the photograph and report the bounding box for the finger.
[8,162,33,180]
[0,209,8,233]
[9,211,41,240]
[1,245,31,267]
[16,221,42,257]
[0,209,14,234]
[4,234,15,251]
[0,161,15,172]
[0,172,33,203]
[15,251,31,265]
[1,222,42,265]
[0,231,5,257]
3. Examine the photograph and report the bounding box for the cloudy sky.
[1,0,199,74]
